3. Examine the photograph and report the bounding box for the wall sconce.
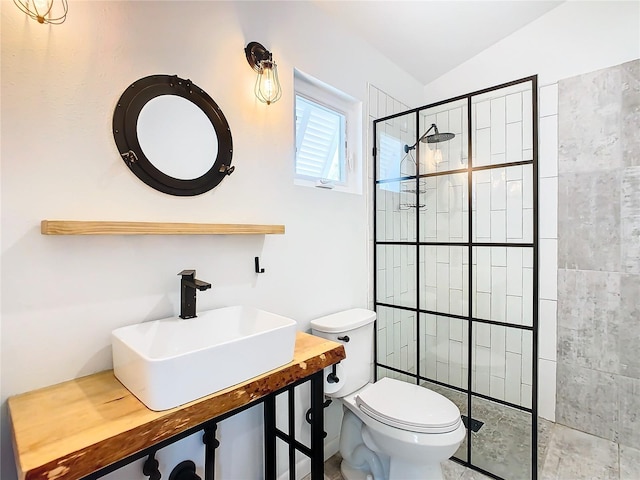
[14,0,68,24]
[244,42,282,105]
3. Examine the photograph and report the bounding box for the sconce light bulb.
[254,60,282,105]
[263,78,273,96]
[434,148,443,164]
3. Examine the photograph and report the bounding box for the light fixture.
[404,123,455,153]
[244,41,282,105]
[433,147,443,164]
[14,0,68,24]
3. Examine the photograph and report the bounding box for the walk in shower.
[373,77,538,480]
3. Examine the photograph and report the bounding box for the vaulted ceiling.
[312,1,564,85]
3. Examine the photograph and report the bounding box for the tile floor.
[308,422,640,480]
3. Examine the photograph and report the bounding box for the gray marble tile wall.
[557,59,640,449]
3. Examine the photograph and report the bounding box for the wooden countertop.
[8,332,345,480]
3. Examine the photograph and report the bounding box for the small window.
[294,69,362,194]
[295,95,346,183]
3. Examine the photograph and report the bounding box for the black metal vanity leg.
[203,422,219,480]
[264,395,277,480]
[310,371,325,480]
[142,453,161,480]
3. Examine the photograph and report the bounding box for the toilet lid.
[355,378,462,434]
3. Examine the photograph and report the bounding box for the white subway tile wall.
[537,82,559,422]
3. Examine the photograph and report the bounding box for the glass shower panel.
[374,76,537,480]
[376,181,417,243]
[419,313,469,389]
[418,98,469,174]
[376,366,414,385]
[376,111,416,182]
[376,305,418,379]
[418,172,469,243]
[471,325,533,407]
[420,379,468,462]
[472,246,534,326]
[419,246,469,316]
[471,395,533,480]
[471,81,534,168]
[472,165,534,243]
[375,244,417,309]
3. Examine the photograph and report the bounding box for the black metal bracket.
[202,423,219,480]
[121,150,138,166]
[304,398,332,439]
[142,453,161,480]
[254,256,265,273]
[218,164,235,176]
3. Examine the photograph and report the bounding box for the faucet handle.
[178,269,196,277]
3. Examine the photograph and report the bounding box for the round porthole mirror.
[113,74,234,196]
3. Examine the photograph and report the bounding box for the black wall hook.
[255,256,265,273]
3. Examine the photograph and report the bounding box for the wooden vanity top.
[8,332,345,480]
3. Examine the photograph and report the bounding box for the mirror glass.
[137,95,218,180]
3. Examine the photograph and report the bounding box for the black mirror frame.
[113,74,233,196]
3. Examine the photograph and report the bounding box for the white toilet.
[310,309,465,480]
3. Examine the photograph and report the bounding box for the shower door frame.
[372,75,539,480]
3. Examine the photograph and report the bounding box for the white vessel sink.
[112,306,297,411]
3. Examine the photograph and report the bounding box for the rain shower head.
[404,123,455,152]
[423,126,455,143]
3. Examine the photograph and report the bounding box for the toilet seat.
[355,378,462,434]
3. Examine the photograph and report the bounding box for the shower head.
[422,126,455,143]
[404,123,455,152]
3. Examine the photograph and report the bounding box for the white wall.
[423,1,640,101]
[0,2,424,479]
[422,0,640,421]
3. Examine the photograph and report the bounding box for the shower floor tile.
[620,444,640,480]
[419,381,552,479]
[540,423,619,479]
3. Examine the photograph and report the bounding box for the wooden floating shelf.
[41,220,285,236]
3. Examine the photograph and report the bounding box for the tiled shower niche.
[373,77,538,480]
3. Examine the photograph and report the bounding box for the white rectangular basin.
[112,306,297,411]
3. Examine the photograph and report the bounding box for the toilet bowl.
[310,309,465,480]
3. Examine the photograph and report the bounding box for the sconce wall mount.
[244,41,282,105]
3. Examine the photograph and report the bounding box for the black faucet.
[178,269,211,319]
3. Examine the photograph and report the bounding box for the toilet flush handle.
[337,335,350,342]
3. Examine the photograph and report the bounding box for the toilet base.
[389,459,443,480]
[341,457,445,480]
[341,460,374,480]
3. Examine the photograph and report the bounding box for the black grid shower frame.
[372,76,539,480]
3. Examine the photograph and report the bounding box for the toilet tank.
[310,308,376,398]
